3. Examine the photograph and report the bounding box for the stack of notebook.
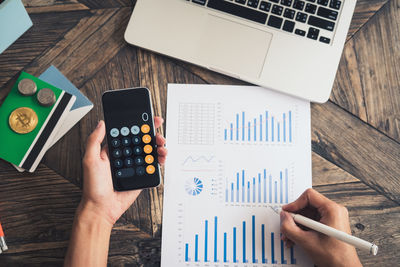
[0,66,93,172]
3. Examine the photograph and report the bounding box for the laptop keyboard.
[185,0,343,44]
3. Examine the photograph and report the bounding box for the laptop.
[124,0,356,103]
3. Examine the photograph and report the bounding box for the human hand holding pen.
[280,189,362,267]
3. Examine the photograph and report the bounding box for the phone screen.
[102,88,160,191]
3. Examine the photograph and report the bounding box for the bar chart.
[183,213,297,264]
[225,168,290,205]
[223,110,293,144]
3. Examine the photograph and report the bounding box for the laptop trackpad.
[197,15,272,79]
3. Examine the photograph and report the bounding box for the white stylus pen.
[272,207,378,256]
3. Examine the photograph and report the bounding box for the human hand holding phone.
[65,118,167,267]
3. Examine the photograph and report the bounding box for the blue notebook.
[0,0,33,54]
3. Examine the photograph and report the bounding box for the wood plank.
[77,0,133,8]
[314,182,400,266]
[347,0,389,40]
[23,0,89,13]
[0,160,81,258]
[0,10,89,89]
[312,153,359,186]
[332,0,400,142]
[311,101,400,204]
[26,8,131,88]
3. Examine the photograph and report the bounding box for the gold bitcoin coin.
[9,107,39,134]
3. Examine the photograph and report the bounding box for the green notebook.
[0,72,76,172]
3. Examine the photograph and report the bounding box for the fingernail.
[96,121,102,128]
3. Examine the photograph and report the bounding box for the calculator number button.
[142,112,149,121]
[110,128,119,137]
[122,137,131,146]
[131,125,140,135]
[116,168,135,178]
[134,156,144,165]
[114,159,123,168]
[111,139,121,147]
[112,149,122,158]
[133,146,143,155]
[142,134,151,144]
[124,158,134,167]
[132,136,140,145]
[123,147,132,156]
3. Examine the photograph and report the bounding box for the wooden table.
[0,0,399,266]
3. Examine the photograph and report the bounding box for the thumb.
[280,211,315,246]
[85,121,105,159]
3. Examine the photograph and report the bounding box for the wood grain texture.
[311,101,400,204]
[347,0,389,40]
[0,10,88,89]
[332,0,400,142]
[312,153,359,186]
[23,0,89,13]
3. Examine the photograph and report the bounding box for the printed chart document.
[162,84,313,266]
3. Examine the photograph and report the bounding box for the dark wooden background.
[0,0,399,266]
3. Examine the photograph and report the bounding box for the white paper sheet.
[162,84,313,266]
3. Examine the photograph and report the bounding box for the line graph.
[182,156,215,166]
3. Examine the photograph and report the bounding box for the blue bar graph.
[205,220,208,262]
[281,236,287,264]
[254,118,256,141]
[195,234,199,262]
[242,170,245,202]
[225,168,290,204]
[266,111,269,141]
[243,221,247,263]
[233,227,237,263]
[236,173,239,202]
[252,216,258,263]
[252,177,256,203]
[285,168,289,204]
[236,114,239,141]
[278,122,280,142]
[258,174,261,203]
[283,113,286,143]
[214,217,218,262]
[242,112,245,141]
[280,171,283,204]
[271,232,277,264]
[290,246,296,264]
[224,233,228,263]
[185,215,298,264]
[262,224,267,264]
[223,110,294,143]
[247,181,250,203]
[289,111,292,142]
[185,243,189,262]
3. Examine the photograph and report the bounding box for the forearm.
[64,202,113,267]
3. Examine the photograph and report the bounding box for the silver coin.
[37,88,56,107]
[18,78,37,96]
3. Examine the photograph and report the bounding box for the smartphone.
[102,88,161,191]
